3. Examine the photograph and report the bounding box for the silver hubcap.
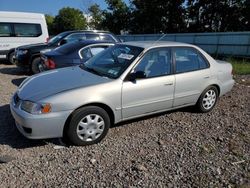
[202,89,216,110]
[77,114,105,142]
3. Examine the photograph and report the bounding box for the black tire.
[196,86,218,113]
[66,106,110,146]
[8,52,15,64]
[31,57,41,74]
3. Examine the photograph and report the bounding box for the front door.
[122,48,175,119]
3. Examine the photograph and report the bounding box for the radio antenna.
[152,33,167,45]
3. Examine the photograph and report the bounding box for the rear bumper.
[10,98,72,139]
[14,53,30,68]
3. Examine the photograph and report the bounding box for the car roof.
[52,40,114,55]
[123,41,195,49]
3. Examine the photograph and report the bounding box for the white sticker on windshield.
[118,53,134,60]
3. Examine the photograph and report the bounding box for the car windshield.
[80,44,144,79]
[48,32,67,45]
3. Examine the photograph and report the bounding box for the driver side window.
[133,48,171,78]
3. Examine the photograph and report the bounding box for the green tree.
[54,7,87,33]
[102,0,131,34]
[88,4,104,30]
[130,0,186,34]
[186,0,250,32]
[45,14,55,35]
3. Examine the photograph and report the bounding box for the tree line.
[46,0,250,35]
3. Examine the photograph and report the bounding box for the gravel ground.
[0,62,249,187]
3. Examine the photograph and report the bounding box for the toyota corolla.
[10,41,234,146]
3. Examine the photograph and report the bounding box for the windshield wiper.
[79,64,104,77]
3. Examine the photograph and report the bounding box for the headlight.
[21,101,51,114]
[17,50,28,55]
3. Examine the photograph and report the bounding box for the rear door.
[173,47,211,107]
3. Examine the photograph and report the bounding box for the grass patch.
[227,58,250,75]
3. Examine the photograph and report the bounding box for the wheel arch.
[30,53,40,64]
[7,48,15,58]
[210,84,220,96]
[63,102,115,137]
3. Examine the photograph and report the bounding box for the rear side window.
[13,23,42,37]
[0,23,12,36]
[85,33,100,40]
[99,34,115,42]
[64,33,86,43]
[174,48,209,73]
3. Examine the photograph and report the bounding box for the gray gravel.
[0,63,249,187]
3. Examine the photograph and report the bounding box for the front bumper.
[14,53,30,68]
[10,98,72,139]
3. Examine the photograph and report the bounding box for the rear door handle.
[204,76,210,79]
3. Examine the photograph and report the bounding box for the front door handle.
[204,76,210,79]
[164,82,173,86]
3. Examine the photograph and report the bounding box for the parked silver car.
[10,41,234,146]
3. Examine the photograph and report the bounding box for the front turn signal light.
[41,103,51,114]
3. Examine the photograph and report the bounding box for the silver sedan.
[10,41,234,146]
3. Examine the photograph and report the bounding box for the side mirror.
[59,39,67,46]
[128,71,146,81]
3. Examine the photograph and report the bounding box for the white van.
[0,11,49,63]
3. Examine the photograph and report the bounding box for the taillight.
[46,37,49,43]
[45,58,56,69]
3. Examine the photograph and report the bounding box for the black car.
[14,30,120,74]
[39,40,114,72]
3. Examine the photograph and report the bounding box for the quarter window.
[13,23,42,37]
[174,48,209,73]
[134,48,171,78]
[0,23,11,37]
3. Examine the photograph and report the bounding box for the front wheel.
[196,86,218,113]
[66,106,110,146]
[8,52,15,64]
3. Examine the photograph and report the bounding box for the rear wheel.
[31,57,41,74]
[66,106,110,146]
[196,86,218,113]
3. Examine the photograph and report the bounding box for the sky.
[0,0,129,16]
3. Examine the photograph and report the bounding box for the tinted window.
[80,48,92,61]
[99,34,115,42]
[85,33,100,40]
[174,48,208,73]
[134,48,171,78]
[13,23,42,37]
[0,23,11,37]
[48,32,68,45]
[64,33,86,43]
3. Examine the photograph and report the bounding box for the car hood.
[17,66,111,101]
